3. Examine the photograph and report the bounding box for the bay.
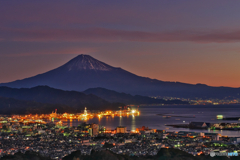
[62,105,240,137]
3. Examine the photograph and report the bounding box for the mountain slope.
[84,87,188,105]
[1,54,240,99]
[0,86,124,111]
[0,96,73,114]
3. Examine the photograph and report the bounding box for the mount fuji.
[1,54,240,99]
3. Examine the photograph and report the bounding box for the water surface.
[63,105,240,137]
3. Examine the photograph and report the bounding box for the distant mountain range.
[0,86,124,114]
[0,86,187,114]
[84,87,188,105]
[1,54,240,99]
[0,96,70,115]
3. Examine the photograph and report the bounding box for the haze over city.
[1,0,240,87]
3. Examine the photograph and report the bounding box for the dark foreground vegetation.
[1,149,240,160]
[0,151,51,160]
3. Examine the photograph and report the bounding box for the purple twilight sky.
[1,0,240,87]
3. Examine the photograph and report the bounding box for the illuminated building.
[117,126,127,133]
[84,107,88,116]
[217,115,223,119]
[91,123,99,136]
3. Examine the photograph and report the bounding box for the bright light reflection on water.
[59,105,240,137]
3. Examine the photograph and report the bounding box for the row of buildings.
[0,116,240,159]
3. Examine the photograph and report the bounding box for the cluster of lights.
[217,115,223,119]
[0,107,140,126]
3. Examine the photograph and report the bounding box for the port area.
[166,122,240,131]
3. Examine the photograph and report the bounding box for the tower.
[84,107,87,116]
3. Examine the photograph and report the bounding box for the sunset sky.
[1,0,240,87]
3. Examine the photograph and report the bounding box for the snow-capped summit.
[63,54,114,71]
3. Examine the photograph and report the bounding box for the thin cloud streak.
[2,28,240,43]
[0,46,97,58]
